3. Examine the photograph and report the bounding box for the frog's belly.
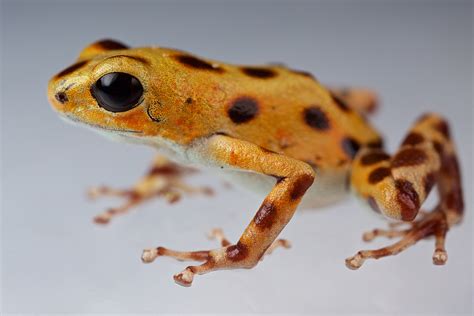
[214,167,349,209]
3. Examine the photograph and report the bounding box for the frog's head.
[48,39,169,143]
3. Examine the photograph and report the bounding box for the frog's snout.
[48,77,73,112]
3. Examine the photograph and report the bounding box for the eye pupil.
[91,72,143,112]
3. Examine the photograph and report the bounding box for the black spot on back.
[95,39,129,50]
[55,60,89,78]
[175,55,223,72]
[303,107,330,130]
[341,137,361,158]
[228,97,259,123]
[241,67,276,79]
[331,92,351,112]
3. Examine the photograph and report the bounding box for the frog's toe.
[345,252,365,270]
[173,267,195,287]
[433,248,448,265]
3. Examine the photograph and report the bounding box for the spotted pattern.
[360,151,390,166]
[433,140,444,157]
[226,242,248,261]
[241,67,276,78]
[392,148,427,168]
[175,55,223,72]
[303,107,330,130]
[395,179,420,221]
[433,121,450,139]
[55,60,88,78]
[254,201,277,229]
[331,93,351,112]
[289,174,314,200]
[401,132,425,146]
[228,97,259,123]
[368,167,391,184]
[148,165,181,177]
[95,39,129,50]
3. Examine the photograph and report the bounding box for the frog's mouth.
[59,113,143,134]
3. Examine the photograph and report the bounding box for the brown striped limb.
[88,155,213,224]
[347,113,464,269]
[142,135,314,286]
[328,87,379,115]
[347,209,449,269]
[141,228,290,264]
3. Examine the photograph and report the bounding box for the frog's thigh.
[168,134,315,286]
[348,113,464,268]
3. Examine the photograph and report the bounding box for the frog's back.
[125,47,382,170]
[143,47,380,168]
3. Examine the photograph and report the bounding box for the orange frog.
[48,39,464,287]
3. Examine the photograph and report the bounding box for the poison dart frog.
[48,39,464,287]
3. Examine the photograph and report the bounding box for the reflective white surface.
[2,1,472,314]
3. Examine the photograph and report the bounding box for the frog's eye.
[91,72,143,112]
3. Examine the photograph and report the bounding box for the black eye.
[91,72,143,112]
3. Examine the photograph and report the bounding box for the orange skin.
[48,40,380,168]
[48,40,464,286]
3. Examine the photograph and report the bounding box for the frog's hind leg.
[89,155,213,224]
[347,113,463,269]
[328,87,379,115]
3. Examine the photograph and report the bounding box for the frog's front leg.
[347,113,464,269]
[88,155,213,224]
[141,134,315,286]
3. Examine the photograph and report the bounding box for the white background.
[2,0,472,314]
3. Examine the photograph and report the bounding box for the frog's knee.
[367,179,422,221]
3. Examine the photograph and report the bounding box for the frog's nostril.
[55,91,68,104]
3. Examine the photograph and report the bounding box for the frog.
[47,39,464,287]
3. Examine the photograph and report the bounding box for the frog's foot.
[141,228,290,286]
[88,156,213,225]
[346,208,449,269]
